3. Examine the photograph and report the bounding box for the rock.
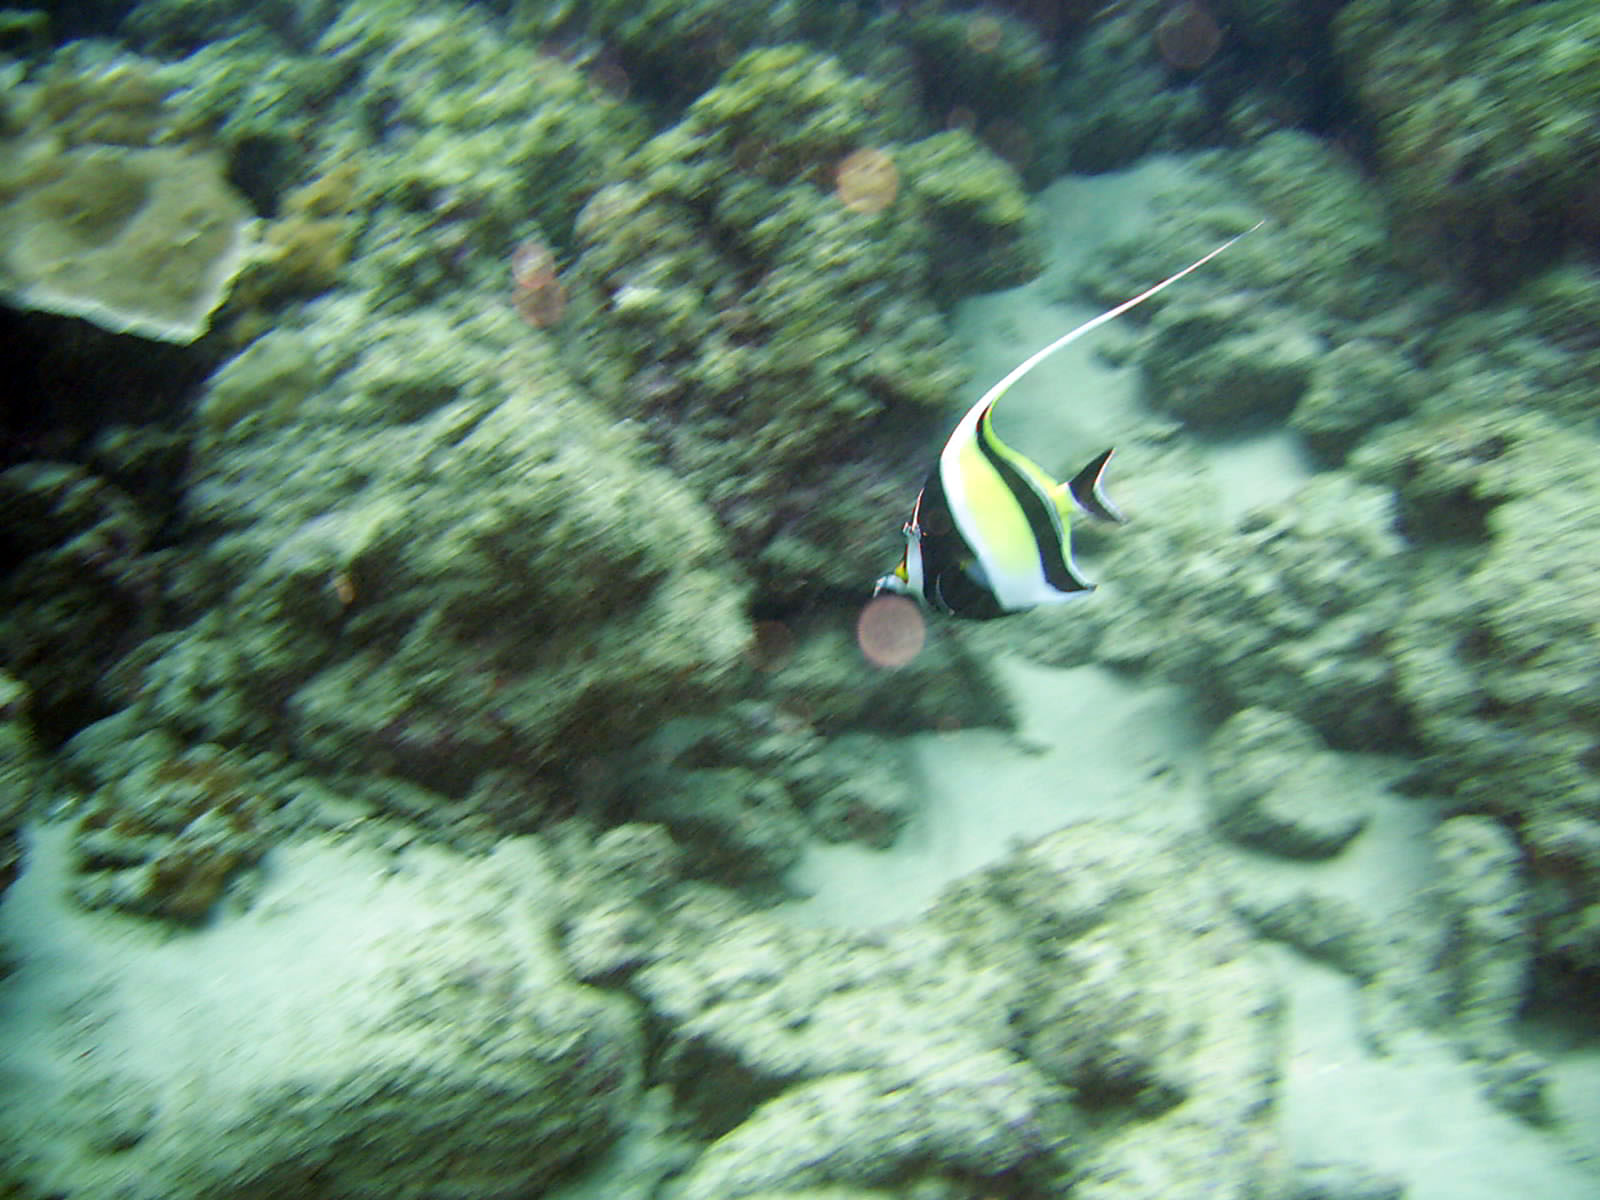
[1232,888,1388,983]
[1291,339,1421,461]
[1368,412,1600,974]
[0,672,38,900]
[565,44,1006,600]
[1333,0,1600,284]
[1055,7,1211,171]
[784,732,915,850]
[1289,1160,1407,1200]
[1430,816,1532,1052]
[0,461,162,741]
[1474,1048,1551,1126]
[1099,474,1409,750]
[933,823,1282,1200]
[639,765,809,887]
[0,831,644,1200]
[897,129,1041,297]
[1206,708,1370,859]
[629,821,1280,1198]
[63,727,281,923]
[675,1056,1053,1200]
[1140,294,1322,429]
[129,319,750,808]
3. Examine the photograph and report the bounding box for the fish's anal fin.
[1065,448,1126,524]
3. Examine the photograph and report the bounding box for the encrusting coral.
[566,44,1038,600]
[0,57,255,342]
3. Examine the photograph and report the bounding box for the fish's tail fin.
[1065,448,1125,523]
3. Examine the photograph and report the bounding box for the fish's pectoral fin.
[1066,448,1125,524]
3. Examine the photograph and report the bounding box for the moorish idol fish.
[874,224,1260,620]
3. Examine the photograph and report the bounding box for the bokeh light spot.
[856,594,926,669]
[511,235,566,327]
[835,146,900,215]
[984,118,1034,173]
[965,13,1005,54]
[1156,1,1223,71]
[746,619,795,673]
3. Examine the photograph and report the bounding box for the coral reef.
[1,0,1598,1194]
[0,673,37,900]
[0,56,255,342]
[557,819,1280,1198]
[64,725,282,922]
[0,830,644,1200]
[1097,473,1409,749]
[1205,708,1370,860]
[565,44,1035,599]
[1333,0,1600,284]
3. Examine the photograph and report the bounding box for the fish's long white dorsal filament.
[972,220,1264,419]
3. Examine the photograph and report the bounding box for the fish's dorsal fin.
[1064,448,1125,523]
[954,221,1264,439]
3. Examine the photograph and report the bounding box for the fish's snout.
[873,558,910,596]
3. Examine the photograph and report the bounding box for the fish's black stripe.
[916,464,1006,618]
[1068,448,1124,524]
[974,409,1089,595]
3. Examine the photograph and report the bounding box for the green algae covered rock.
[1053,3,1213,172]
[0,672,38,901]
[1097,474,1409,749]
[1082,133,1413,325]
[1358,410,1600,973]
[1139,293,1323,429]
[567,45,1036,601]
[616,821,1276,1198]
[1076,135,1429,456]
[513,0,826,101]
[342,4,647,293]
[1334,0,1600,282]
[128,305,750,809]
[0,829,645,1200]
[899,8,1055,182]
[1205,707,1370,860]
[1290,337,1424,461]
[898,128,1041,298]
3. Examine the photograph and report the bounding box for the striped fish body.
[886,414,1117,619]
[874,223,1259,619]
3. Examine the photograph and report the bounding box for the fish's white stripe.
[946,221,1265,457]
[915,221,1261,614]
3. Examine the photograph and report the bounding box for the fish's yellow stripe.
[951,426,1042,582]
[977,408,1070,550]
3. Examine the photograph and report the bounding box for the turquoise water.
[1,2,1598,1197]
